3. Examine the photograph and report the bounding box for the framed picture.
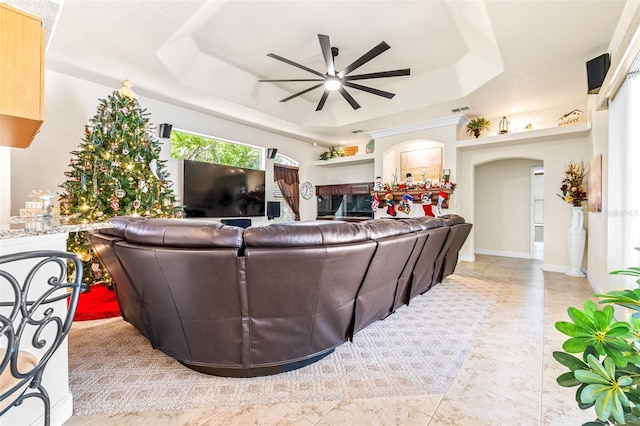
[400,147,442,183]
[588,154,602,212]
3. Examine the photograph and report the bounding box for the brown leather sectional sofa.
[88,215,472,377]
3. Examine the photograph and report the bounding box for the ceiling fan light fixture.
[260,34,410,111]
[324,78,341,91]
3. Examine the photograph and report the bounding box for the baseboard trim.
[542,263,569,273]
[585,270,602,293]
[459,254,475,262]
[474,249,531,259]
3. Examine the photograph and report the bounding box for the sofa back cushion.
[409,226,450,297]
[243,221,376,365]
[244,220,369,247]
[113,242,244,366]
[352,219,418,334]
[123,218,244,248]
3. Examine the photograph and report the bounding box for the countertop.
[0,216,114,240]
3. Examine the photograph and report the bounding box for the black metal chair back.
[0,250,83,426]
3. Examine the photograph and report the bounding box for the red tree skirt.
[74,283,121,321]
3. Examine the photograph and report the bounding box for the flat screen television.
[183,160,265,218]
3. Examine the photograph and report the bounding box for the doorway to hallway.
[531,166,544,260]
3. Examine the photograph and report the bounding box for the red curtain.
[274,164,300,221]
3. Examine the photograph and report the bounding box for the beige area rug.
[68,271,501,416]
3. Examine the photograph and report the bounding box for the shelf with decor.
[313,153,375,167]
[372,188,453,208]
[457,122,591,150]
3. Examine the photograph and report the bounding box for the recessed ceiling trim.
[368,114,467,139]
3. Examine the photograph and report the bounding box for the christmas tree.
[60,80,182,286]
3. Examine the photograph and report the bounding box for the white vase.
[566,206,586,277]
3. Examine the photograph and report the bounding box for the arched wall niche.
[374,138,455,219]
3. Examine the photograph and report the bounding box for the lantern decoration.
[499,116,510,134]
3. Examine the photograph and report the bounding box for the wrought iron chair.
[0,250,83,426]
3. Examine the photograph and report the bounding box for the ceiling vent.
[450,106,470,113]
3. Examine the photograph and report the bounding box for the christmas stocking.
[372,194,380,214]
[384,192,397,217]
[437,190,448,214]
[401,193,413,215]
[420,193,435,217]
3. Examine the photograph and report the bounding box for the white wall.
[9,71,326,223]
[586,95,610,293]
[474,158,543,258]
[313,162,374,186]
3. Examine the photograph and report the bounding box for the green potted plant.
[554,247,640,425]
[319,146,345,160]
[465,117,491,138]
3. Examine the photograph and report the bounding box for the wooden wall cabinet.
[315,182,373,196]
[0,4,45,148]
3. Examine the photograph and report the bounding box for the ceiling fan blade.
[337,41,390,78]
[259,79,324,82]
[267,53,325,78]
[338,87,361,110]
[280,83,324,102]
[343,82,395,99]
[316,90,330,111]
[318,34,335,77]
[343,68,411,81]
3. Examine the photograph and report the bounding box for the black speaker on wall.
[586,53,611,94]
[267,148,278,159]
[267,201,281,220]
[159,123,173,139]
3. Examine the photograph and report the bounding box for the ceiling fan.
[259,34,410,111]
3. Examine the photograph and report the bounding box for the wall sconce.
[267,148,278,159]
[499,116,510,134]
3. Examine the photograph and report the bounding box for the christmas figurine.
[420,192,435,217]
[405,173,413,188]
[118,79,137,99]
[384,192,397,217]
[437,190,449,214]
[374,176,382,191]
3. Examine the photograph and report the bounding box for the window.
[274,153,298,167]
[273,155,299,222]
[170,129,262,169]
[272,153,298,199]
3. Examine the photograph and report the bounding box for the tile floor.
[64,255,599,425]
